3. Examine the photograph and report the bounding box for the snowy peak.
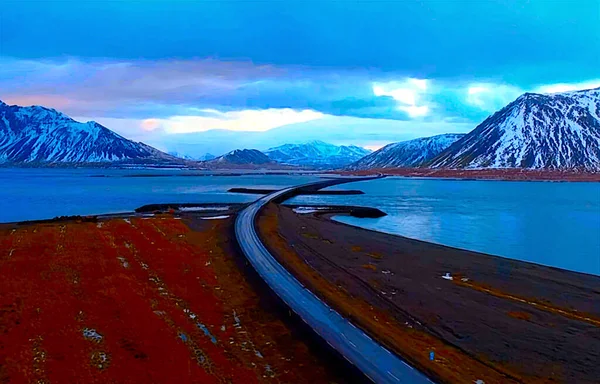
[348,134,465,169]
[429,88,600,170]
[213,149,272,165]
[0,100,178,164]
[265,141,371,169]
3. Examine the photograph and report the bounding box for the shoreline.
[258,203,600,383]
[337,168,600,182]
[3,165,599,182]
[2,192,599,382]
[328,213,600,279]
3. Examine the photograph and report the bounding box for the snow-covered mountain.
[265,140,371,169]
[429,88,600,169]
[200,148,290,169]
[200,153,216,161]
[0,100,178,164]
[210,149,272,165]
[168,151,215,161]
[348,134,465,169]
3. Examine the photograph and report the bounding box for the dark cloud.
[2,1,598,87]
[0,58,419,120]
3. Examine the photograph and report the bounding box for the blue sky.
[1,0,599,155]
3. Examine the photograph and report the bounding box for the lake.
[289,177,600,276]
[1,169,598,276]
[0,168,318,222]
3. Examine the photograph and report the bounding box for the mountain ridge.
[213,149,272,165]
[0,100,180,165]
[428,88,600,170]
[265,140,370,169]
[348,133,465,169]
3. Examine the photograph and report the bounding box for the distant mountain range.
[0,100,178,165]
[349,88,600,171]
[168,151,215,161]
[265,140,371,168]
[199,148,288,169]
[429,88,600,170]
[3,87,599,171]
[212,149,272,165]
[348,134,464,169]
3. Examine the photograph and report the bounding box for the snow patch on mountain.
[429,88,600,170]
[348,134,465,169]
[265,140,370,169]
[211,149,272,165]
[0,101,178,164]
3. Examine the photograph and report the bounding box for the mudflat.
[259,204,600,383]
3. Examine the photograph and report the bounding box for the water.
[0,168,318,223]
[2,170,598,275]
[288,177,600,276]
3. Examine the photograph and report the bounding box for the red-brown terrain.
[0,215,349,383]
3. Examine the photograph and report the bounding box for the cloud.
[75,112,475,158]
[4,57,599,127]
[3,1,598,87]
[145,115,475,157]
[4,56,600,158]
[533,79,600,94]
[141,119,161,131]
[0,57,406,120]
[155,108,324,133]
[465,83,523,112]
[372,78,430,117]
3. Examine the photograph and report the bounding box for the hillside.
[348,134,464,169]
[265,140,370,169]
[0,100,179,165]
[429,88,600,169]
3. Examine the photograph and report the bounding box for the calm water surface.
[2,170,598,275]
[289,177,600,276]
[0,168,318,222]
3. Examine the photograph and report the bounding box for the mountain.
[168,151,196,160]
[265,140,371,169]
[168,151,215,161]
[348,134,465,169]
[0,100,179,164]
[429,88,600,170]
[200,153,216,161]
[150,117,473,160]
[201,148,294,169]
[209,149,272,165]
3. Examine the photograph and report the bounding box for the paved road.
[235,178,433,384]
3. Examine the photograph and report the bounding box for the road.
[234,178,433,384]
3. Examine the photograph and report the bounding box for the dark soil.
[265,205,600,383]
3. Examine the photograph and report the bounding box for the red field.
[0,216,343,383]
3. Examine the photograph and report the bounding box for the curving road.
[235,178,433,384]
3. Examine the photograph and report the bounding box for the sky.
[1,0,599,156]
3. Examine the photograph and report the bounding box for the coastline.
[257,203,600,383]
[338,168,600,182]
[2,187,599,383]
[329,214,600,278]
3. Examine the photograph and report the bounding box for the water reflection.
[290,177,600,275]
